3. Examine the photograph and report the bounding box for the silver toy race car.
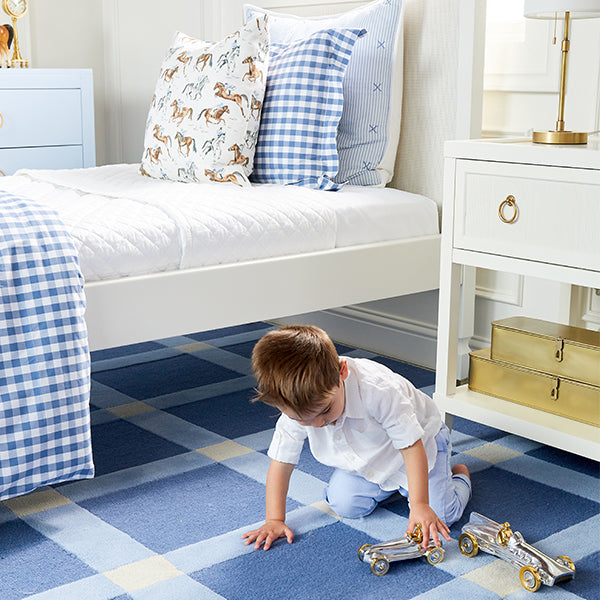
[459,512,575,592]
[358,524,445,576]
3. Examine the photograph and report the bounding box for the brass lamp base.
[532,130,588,145]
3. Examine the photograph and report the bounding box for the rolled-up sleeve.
[267,414,308,465]
[363,371,425,451]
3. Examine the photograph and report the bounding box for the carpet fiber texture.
[1,322,598,600]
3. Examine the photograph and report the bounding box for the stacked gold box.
[468,317,600,427]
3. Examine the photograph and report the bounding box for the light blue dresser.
[0,68,95,175]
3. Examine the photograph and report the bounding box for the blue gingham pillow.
[250,28,366,191]
[246,1,404,187]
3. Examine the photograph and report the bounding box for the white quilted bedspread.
[2,165,338,282]
[1,164,438,283]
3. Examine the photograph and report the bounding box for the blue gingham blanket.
[1,191,94,500]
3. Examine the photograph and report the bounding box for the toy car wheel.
[426,547,445,565]
[519,566,541,592]
[555,555,575,571]
[370,557,389,576]
[358,544,372,562]
[459,532,479,557]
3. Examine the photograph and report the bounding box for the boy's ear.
[339,359,349,380]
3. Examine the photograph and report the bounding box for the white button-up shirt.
[267,357,443,491]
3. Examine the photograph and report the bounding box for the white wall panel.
[206,1,368,42]
[571,287,600,330]
[25,1,105,162]
[101,0,206,164]
[483,0,600,137]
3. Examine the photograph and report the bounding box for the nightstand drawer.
[454,159,600,272]
[0,89,83,148]
[0,146,84,176]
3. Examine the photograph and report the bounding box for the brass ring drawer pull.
[0,169,5,177]
[0,112,3,129]
[499,195,518,223]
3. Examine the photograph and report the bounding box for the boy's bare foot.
[452,464,470,478]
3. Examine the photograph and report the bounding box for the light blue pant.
[324,424,471,525]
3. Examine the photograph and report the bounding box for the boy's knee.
[325,488,376,519]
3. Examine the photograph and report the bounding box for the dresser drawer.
[454,160,600,272]
[0,89,83,148]
[0,146,84,176]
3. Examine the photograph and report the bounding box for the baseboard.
[469,334,490,351]
[273,305,438,370]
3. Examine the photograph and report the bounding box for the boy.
[242,325,471,551]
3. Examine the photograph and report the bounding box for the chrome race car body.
[358,524,444,576]
[459,512,575,592]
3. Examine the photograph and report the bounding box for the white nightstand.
[0,68,95,175]
[435,137,600,461]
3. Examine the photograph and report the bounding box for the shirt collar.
[337,358,362,423]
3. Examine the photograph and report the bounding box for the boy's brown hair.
[251,325,340,416]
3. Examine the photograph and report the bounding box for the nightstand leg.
[435,260,463,422]
[457,265,476,384]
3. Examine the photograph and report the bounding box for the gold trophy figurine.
[2,0,28,68]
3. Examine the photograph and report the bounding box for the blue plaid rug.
[1,322,598,600]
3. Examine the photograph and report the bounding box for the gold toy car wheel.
[519,566,541,592]
[426,547,445,565]
[358,544,372,562]
[555,555,575,571]
[370,557,389,576]
[459,532,479,557]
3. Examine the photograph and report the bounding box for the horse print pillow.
[140,17,269,186]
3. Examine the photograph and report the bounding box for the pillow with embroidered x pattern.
[140,18,269,186]
[250,27,366,191]
[245,1,404,187]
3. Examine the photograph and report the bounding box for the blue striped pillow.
[250,28,366,190]
[245,1,404,187]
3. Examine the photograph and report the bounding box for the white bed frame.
[85,0,486,352]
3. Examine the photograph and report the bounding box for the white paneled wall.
[483,0,600,138]
[207,0,369,39]
[11,0,600,367]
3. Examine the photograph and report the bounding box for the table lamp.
[524,0,600,144]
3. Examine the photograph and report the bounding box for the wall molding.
[596,42,600,131]
[570,286,600,330]
[484,12,558,93]
[482,128,528,138]
[275,305,438,370]
[333,305,438,341]
[475,271,524,306]
[102,0,124,164]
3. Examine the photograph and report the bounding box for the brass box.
[469,348,600,427]
[491,317,600,388]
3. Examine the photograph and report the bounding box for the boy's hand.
[242,519,294,551]
[407,503,450,549]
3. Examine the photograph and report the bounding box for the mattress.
[0,164,439,282]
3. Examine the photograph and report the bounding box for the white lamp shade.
[524,0,600,18]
